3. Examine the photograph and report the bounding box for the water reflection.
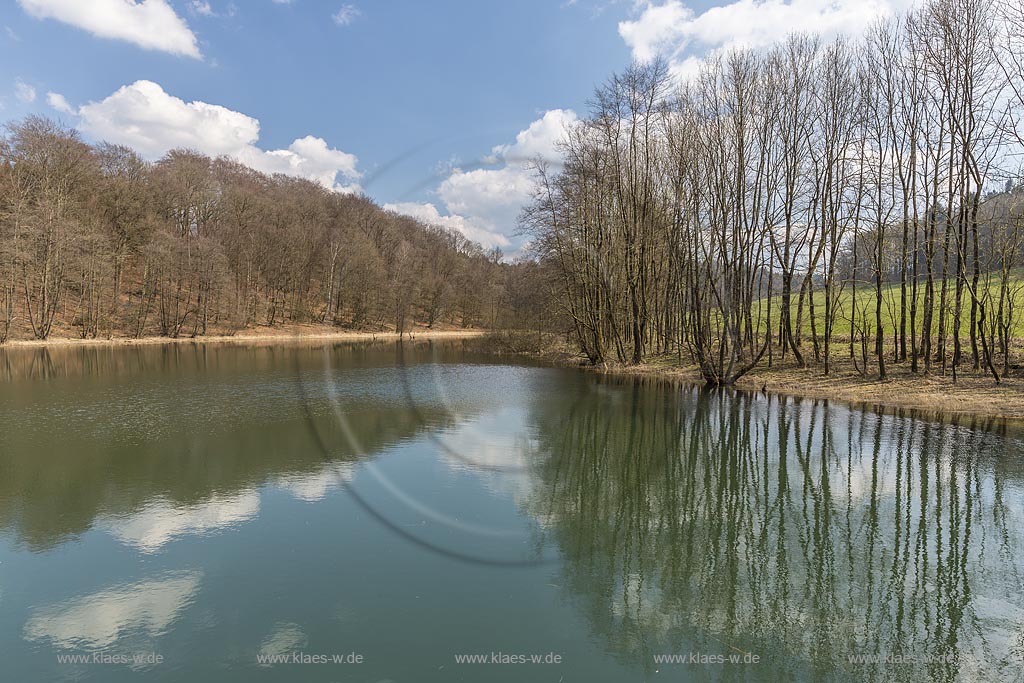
[273,462,357,503]
[2,343,1023,682]
[527,378,1024,682]
[256,623,308,666]
[23,571,202,650]
[0,342,487,551]
[98,492,261,553]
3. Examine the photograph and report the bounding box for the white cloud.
[15,79,36,103]
[387,110,578,253]
[619,0,913,78]
[443,109,579,252]
[77,80,361,192]
[333,4,360,25]
[238,135,361,192]
[618,0,692,62]
[189,0,214,16]
[79,80,258,157]
[46,91,74,114]
[437,166,536,230]
[384,201,510,249]
[17,0,201,58]
[488,108,577,163]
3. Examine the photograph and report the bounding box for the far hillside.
[0,117,517,343]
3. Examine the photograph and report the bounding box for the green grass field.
[758,268,1024,342]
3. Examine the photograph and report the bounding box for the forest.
[523,0,1024,385]
[0,117,519,343]
[4,0,1024,394]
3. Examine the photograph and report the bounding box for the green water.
[0,341,1022,682]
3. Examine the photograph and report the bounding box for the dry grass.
[1,324,485,349]
[577,355,1024,423]
[740,364,1024,422]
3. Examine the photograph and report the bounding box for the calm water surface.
[1,341,1023,682]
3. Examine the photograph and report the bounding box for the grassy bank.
[762,268,1024,340]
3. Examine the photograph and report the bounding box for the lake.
[1,340,1022,682]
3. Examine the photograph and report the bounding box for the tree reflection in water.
[528,376,1024,682]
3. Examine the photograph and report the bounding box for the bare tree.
[523,0,1023,385]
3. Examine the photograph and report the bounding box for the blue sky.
[0,0,908,254]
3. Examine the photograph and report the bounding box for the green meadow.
[761,268,1024,342]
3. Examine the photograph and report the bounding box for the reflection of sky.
[23,572,202,650]
[257,622,308,666]
[96,463,367,552]
[564,396,1024,680]
[430,406,554,526]
[3,354,1022,683]
[433,388,958,541]
[430,410,573,553]
[99,493,260,553]
[274,463,356,503]
[611,572,673,637]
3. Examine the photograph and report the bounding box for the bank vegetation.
[522,0,1024,386]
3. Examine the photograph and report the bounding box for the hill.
[0,117,511,342]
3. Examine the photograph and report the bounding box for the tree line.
[523,0,1024,385]
[0,117,518,343]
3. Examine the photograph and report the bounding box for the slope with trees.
[0,117,512,343]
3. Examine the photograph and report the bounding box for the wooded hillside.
[0,117,514,342]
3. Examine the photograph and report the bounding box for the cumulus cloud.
[76,80,361,192]
[446,110,578,247]
[619,0,692,62]
[384,201,510,249]
[333,4,360,26]
[46,91,74,113]
[487,109,578,164]
[387,109,578,253]
[15,79,36,103]
[79,80,257,157]
[437,166,536,229]
[620,0,913,79]
[17,0,201,58]
[382,111,578,253]
[238,135,361,192]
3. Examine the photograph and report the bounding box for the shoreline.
[5,326,1022,425]
[0,327,487,349]
[499,330,1024,425]
[570,357,1024,427]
